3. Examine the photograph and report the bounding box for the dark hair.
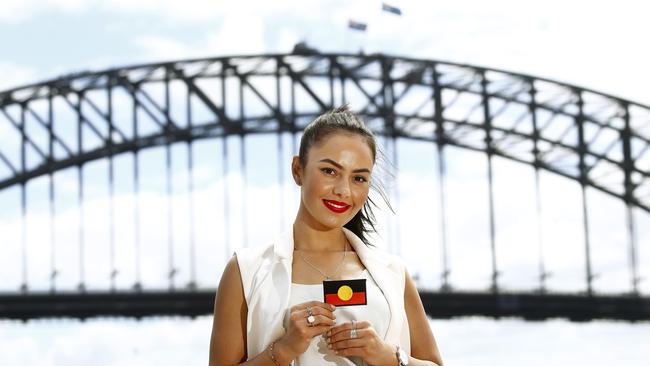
[298,105,394,246]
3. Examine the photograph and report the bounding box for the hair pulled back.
[298,105,393,246]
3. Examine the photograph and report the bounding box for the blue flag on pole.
[348,20,368,31]
[382,3,402,15]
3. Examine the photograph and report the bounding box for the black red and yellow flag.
[323,279,367,306]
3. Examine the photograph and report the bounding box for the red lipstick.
[322,199,351,213]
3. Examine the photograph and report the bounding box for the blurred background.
[1,0,649,365]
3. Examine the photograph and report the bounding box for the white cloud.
[0,0,40,24]
[100,0,219,21]
[0,316,649,365]
[100,0,325,24]
[0,62,39,91]
[129,8,277,62]
[131,14,266,63]
[131,35,198,62]
[203,12,267,55]
[48,0,90,14]
[0,0,92,24]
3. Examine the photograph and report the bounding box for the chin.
[320,211,359,229]
[311,212,348,230]
[316,218,346,230]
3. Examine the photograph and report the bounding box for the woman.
[209,106,443,366]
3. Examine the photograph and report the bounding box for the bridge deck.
[1,290,648,322]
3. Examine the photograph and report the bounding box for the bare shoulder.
[214,255,246,315]
[209,255,247,365]
[404,268,444,366]
[219,255,244,295]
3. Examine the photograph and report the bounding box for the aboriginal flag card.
[323,279,367,306]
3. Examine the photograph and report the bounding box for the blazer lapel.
[343,228,403,343]
[272,227,294,313]
[264,227,403,346]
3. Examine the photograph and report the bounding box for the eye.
[354,176,368,183]
[321,167,336,175]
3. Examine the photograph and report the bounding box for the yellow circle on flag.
[337,285,353,301]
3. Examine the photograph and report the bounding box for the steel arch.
[1,53,648,213]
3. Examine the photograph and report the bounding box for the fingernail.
[327,343,332,349]
[330,305,336,310]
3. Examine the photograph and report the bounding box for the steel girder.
[1,53,648,213]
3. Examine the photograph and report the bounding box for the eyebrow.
[318,158,371,173]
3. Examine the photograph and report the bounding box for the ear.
[291,156,302,186]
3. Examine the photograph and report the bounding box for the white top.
[283,269,390,366]
[235,227,410,360]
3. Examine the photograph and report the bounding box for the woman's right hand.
[276,300,337,362]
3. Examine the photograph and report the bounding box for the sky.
[1,0,650,106]
[1,0,649,365]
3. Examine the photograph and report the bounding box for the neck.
[292,219,349,252]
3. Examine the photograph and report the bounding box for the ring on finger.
[307,315,316,327]
[350,320,358,338]
[306,306,313,317]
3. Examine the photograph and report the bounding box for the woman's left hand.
[325,320,396,366]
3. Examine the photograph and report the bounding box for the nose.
[333,177,351,198]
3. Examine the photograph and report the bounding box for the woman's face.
[293,132,374,231]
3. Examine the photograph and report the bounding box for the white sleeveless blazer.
[235,227,411,361]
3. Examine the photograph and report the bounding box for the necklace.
[297,242,348,281]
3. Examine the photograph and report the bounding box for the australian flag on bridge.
[382,2,402,16]
[348,19,368,31]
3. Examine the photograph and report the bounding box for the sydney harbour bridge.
[0,51,649,321]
